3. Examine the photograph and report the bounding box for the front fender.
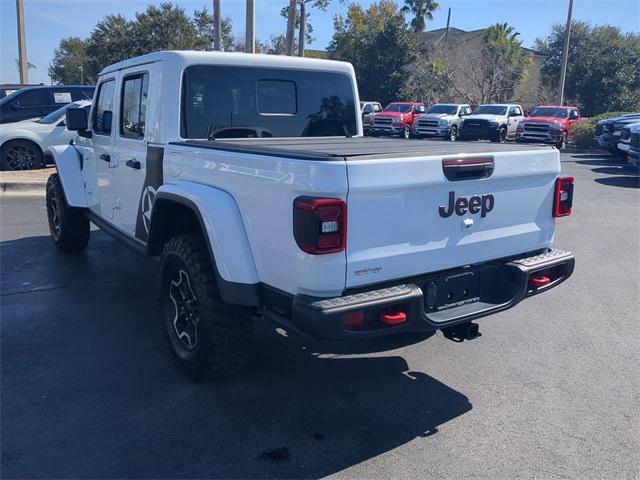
[153,181,259,286]
[46,145,87,208]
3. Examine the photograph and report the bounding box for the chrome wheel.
[5,143,38,170]
[450,126,458,142]
[169,269,200,350]
[403,125,411,139]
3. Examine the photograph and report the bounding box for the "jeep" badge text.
[439,191,495,218]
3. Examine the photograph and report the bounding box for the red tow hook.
[529,274,551,288]
[380,311,407,326]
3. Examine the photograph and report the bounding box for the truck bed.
[170,137,555,161]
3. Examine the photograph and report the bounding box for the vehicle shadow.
[1,233,472,479]
[594,176,639,189]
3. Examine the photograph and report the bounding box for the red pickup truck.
[516,105,581,149]
[369,102,426,139]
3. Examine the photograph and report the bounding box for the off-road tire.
[159,234,254,380]
[450,125,458,142]
[492,127,507,143]
[1,139,43,171]
[46,174,90,253]
[556,133,567,150]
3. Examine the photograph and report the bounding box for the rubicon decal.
[439,191,495,218]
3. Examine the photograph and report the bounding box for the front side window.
[93,80,115,135]
[181,66,357,138]
[373,104,382,112]
[120,73,149,138]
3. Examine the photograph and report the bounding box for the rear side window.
[71,88,94,101]
[16,89,51,107]
[120,73,149,138]
[93,80,115,135]
[181,65,357,138]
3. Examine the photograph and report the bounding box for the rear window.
[181,65,357,138]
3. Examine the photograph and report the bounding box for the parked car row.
[593,113,640,166]
[362,101,580,149]
[0,84,95,170]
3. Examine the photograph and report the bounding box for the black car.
[0,83,45,100]
[0,85,94,124]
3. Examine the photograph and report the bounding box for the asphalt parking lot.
[1,152,638,479]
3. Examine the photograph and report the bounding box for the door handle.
[99,153,111,162]
[126,159,141,170]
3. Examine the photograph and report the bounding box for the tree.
[444,22,530,104]
[213,0,222,51]
[49,3,238,83]
[49,37,92,84]
[285,0,297,55]
[281,0,331,56]
[535,21,640,116]
[193,8,234,51]
[328,1,417,105]
[400,58,449,104]
[401,0,439,43]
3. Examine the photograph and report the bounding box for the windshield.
[181,65,357,138]
[36,102,82,124]
[531,107,567,118]
[384,104,412,113]
[427,105,458,115]
[474,105,507,116]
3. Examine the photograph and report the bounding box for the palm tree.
[401,0,440,44]
[213,0,221,50]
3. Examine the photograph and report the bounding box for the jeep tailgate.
[345,149,560,288]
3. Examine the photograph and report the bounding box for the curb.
[0,167,53,196]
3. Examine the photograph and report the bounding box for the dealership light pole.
[558,0,573,105]
[213,0,221,51]
[245,0,255,53]
[16,0,29,84]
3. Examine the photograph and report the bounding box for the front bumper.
[516,131,564,144]
[628,147,640,166]
[459,124,499,140]
[278,249,574,340]
[370,124,405,135]
[413,126,450,137]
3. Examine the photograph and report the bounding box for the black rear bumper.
[267,249,574,340]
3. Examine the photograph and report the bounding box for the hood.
[524,116,565,124]
[415,113,453,121]
[375,111,406,118]
[464,114,505,122]
[0,119,52,136]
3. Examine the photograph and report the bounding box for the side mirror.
[66,107,88,131]
[65,107,92,138]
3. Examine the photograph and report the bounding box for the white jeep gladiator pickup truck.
[46,51,575,379]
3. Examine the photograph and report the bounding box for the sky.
[1,0,638,84]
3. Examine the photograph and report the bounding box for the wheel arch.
[148,185,261,307]
[45,145,87,207]
[0,137,44,168]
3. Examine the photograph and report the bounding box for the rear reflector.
[342,311,364,327]
[294,197,346,254]
[553,176,574,217]
[529,275,551,287]
[379,311,407,326]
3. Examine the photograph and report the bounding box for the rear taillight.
[294,197,346,254]
[553,176,574,217]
